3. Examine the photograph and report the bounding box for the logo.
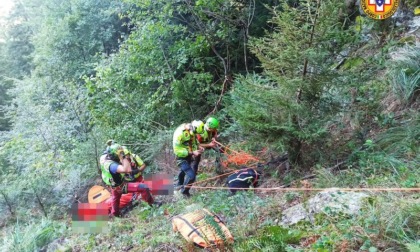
[361,0,399,20]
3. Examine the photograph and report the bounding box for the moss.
[398,36,416,45]
[342,57,365,70]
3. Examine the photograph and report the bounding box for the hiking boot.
[150,201,163,208]
[109,213,121,219]
[182,191,191,198]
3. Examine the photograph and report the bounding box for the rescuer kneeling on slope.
[100,143,161,217]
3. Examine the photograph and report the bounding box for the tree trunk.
[33,187,48,218]
[0,191,14,215]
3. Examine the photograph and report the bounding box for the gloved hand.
[124,173,135,182]
[208,142,217,148]
[130,168,141,176]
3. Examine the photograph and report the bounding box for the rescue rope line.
[213,140,240,156]
[190,170,237,185]
[188,143,420,192]
[187,185,420,192]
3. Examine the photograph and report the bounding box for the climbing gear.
[172,208,234,248]
[192,120,205,134]
[205,117,219,130]
[88,185,143,215]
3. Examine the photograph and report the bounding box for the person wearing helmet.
[100,142,160,217]
[197,117,219,148]
[194,117,223,173]
[173,122,203,197]
[100,140,147,183]
[121,146,147,183]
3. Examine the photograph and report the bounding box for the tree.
[229,0,355,165]
[86,0,276,158]
[0,0,131,220]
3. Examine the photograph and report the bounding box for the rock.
[44,238,71,252]
[185,203,201,212]
[280,189,369,226]
[407,16,420,38]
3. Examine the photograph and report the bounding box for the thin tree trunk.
[0,191,14,215]
[94,140,101,175]
[33,187,47,218]
[291,0,321,165]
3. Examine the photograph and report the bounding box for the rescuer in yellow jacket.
[173,122,203,197]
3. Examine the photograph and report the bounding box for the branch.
[209,75,230,115]
[279,161,346,188]
[159,42,176,81]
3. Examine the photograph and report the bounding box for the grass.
[1,114,419,252]
[0,218,63,252]
[388,46,420,104]
[0,162,418,252]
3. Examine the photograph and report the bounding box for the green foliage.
[86,0,279,165]
[228,0,358,164]
[376,114,420,159]
[237,226,302,252]
[387,46,420,104]
[1,1,35,79]
[0,218,64,252]
[0,74,12,131]
[406,243,420,252]
[0,0,125,223]
[0,0,419,250]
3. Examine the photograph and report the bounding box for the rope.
[186,185,420,192]
[213,140,261,168]
[191,170,237,185]
[190,157,262,186]
[186,143,420,193]
[213,140,240,155]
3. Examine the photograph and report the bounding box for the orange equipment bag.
[88,185,111,203]
[172,208,234,248]
[88,185,141,213]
